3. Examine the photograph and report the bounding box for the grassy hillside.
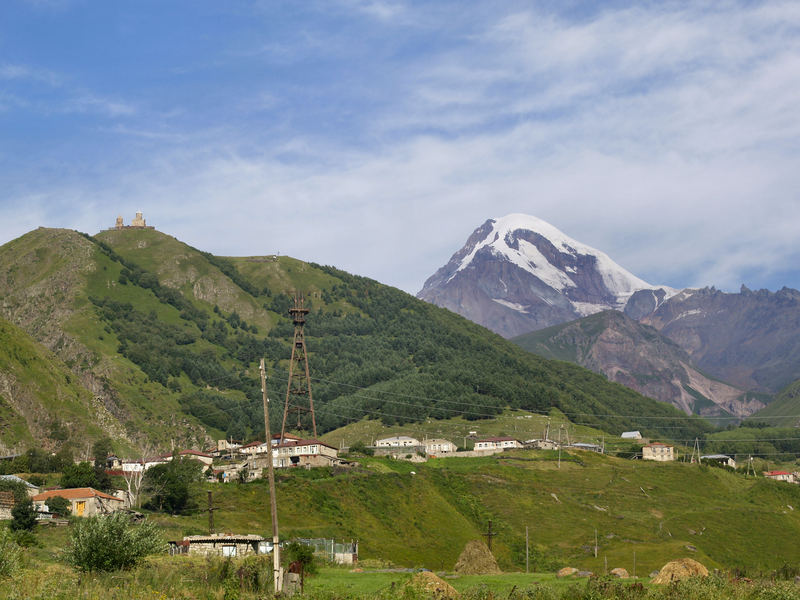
[0,316,113,453]
[144,449,800,575]
[749,379,800,427]
[0,227,713,454]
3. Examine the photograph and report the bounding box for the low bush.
[0,528,22,579]
[65,512,165,572]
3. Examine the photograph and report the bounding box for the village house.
[375,435,421,448]
[271,433,302,446]
[642,442,674,462]
[569,442,604,453]
[169,533,269,557]
[424,438,457,455]
[32,488,124,517]
[701,454,736,468]
[764,470,795,483]
[0,491,15,519]
[238,440,270,456]
[474,437,523,451]
[0,474,39,497]
[525,439,559,450]
[243,439,343,478]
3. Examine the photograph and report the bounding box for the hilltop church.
[112,211,154,230]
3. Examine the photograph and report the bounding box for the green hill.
[0,226,712,454]
[150,449,800,575]
[748,379,800,427]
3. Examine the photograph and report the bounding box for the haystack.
[453,540,501,575]
[651,558,708,584]
[557,567,578,578]
[407,571,460,599]
[610,568,629,579]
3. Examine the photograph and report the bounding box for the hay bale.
[453,540,501,575]
[610,568,629,578]
[651,558,708,584]
[557,567,578,578]
[407,571,460,599]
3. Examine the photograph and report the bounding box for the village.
[3,427,796,527]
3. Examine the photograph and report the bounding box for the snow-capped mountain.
[418,214,674,338]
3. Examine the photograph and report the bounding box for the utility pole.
[525,526,529,573]
[207,491,219,534]
[483,520,496,552]
[594,528,598,558]
[691,438,701,464]
[261,358,282,594]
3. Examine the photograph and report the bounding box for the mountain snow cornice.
[418,213,675,338]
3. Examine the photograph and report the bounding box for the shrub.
[65,512,165,572]
[284,541,316,575]
[0,528,22,578]
[348,441,373,456]
[47,495,71,518]
[10,498,37,532]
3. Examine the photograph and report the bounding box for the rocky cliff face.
[418,214,671,338]
[514,311,764,418]
[639,286,800,393]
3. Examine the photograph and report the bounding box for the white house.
[375,436,421,448]
[424,439,457,455]
[642,443,674,462]
[474,437,523,451]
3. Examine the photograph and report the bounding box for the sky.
[1,1,799,295]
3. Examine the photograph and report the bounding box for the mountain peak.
[418,213,673,337]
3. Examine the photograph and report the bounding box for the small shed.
[171,533,269,557]
[621,431,642,440]
[700,454,736,468]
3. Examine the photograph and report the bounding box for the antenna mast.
[280,293,317,441]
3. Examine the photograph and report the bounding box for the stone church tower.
[131,211,146,227]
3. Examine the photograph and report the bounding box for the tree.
[60,462,100,489]
[10,498,37,531]
[47,495,72,518]
[92,437,114,468]
[143,457,203,514]
[65,513,165,572]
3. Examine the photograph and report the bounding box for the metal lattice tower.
[280,294,317,441]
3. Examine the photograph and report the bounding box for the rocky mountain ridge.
[418,214,673,338]
[419,214,800,418]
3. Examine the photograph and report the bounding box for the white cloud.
[2,1,799,296]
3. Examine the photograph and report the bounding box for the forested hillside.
[0,227,712,452]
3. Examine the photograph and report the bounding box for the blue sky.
[1,1,799,294]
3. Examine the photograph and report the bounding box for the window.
[222,545,237,557]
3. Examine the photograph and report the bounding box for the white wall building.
[375,436,421,448]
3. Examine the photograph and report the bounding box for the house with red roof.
[32,487,124,517]
[764,470,795,483]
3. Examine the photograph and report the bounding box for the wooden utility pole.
[207,490,219,534]
[260,358,282,594]
[594,528,598,558]
[484,520,496,552]
[525,526,529,573]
